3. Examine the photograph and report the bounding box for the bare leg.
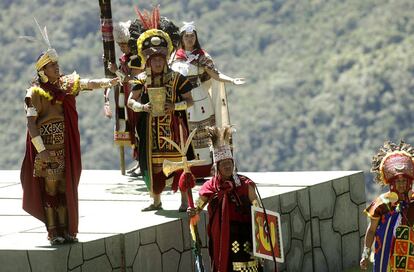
[179,191,188,212]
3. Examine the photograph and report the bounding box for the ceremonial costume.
[197,126,262,272]
[112,21,137,148]
[21,20,117,244]
[361,141,414,271]
[171,22,242,179]
[128,9,194,210]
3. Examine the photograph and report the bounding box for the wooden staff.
[98,0,125,175]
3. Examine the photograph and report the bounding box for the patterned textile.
[390,225,414,271]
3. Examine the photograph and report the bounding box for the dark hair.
[179,30,201,50]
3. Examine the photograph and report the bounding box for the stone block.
[140,226,156,244]
[291,206,306,240]
[105,235,122,268]
[285,239,303,272]
[83,238,105,260]
[297,189,310,220]
[68,242,83,270]
[162,249,180,272]
[342,231,360,269]
[311,218,320,247]
[82,255,112,272]
[310,182,335,219]
[333,193,358,234]
[281,213,291,253]
[304,221,311,253]
[320,219,341,271]
[29,249,69,272]
[359,204,368,237]
[313,248,328,272]
[124,230,140,267]
[134,243,161,272]
[157,220,184,252]
[302,252,313,272]
[349,172,366,205]
[0,250,31,272]
[332,177,350,195]
[280,191,297,213]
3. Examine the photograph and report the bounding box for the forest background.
[1,0,413,200]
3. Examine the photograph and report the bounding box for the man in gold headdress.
[127,9,194,211]
[21,20,118,245]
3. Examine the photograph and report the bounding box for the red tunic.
[199,174,254,272]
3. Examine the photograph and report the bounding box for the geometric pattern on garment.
[40,121,64,146]
[232,240,240,253]
[390,225,414,271]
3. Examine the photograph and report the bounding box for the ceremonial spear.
[162,127,206,272]
[98,0,126,175]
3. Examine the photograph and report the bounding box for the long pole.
[98,0,125,175]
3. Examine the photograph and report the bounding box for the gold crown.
[35,48,58,71]
[137,29,173,65]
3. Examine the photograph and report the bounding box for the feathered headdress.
[206,125,234,163]
[371,140,414,185]
[206,125,241,185]
[132,5,173,67]
[32,18,58,71]
[113,20,131,43]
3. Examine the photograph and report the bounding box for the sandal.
[64,234,78,243]
[141,202,163,212]
[49,236,65,245]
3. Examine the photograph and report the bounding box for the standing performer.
[99,0,129,175]
[170,21,245,179]
[20,20,118,245]
[127,10,194,212]
[360,140,414,271]
[109,20,142,177]
[188,126,262,272]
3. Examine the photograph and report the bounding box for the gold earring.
[39,70,49,83]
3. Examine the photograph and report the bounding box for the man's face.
[118,42,130,54]
[218,159,234,179]
[149,55,166,74]
[395,176,410,193]
[42,61,60,83]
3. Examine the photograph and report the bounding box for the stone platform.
[0,170,366,272]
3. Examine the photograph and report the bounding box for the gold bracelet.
[174,101,187,111]
[31,135,46,153]
[195,198,207,211]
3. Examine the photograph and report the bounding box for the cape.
[20,80,82,235]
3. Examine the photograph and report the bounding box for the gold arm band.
[174,101,187,111]
[31,135,46,153]
[195,198,207,212]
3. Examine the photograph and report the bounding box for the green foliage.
[1,0,414,198]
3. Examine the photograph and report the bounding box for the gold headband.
[35,48,58,71]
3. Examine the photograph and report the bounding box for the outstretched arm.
[80,77,119,90]
[204,67,246,85]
